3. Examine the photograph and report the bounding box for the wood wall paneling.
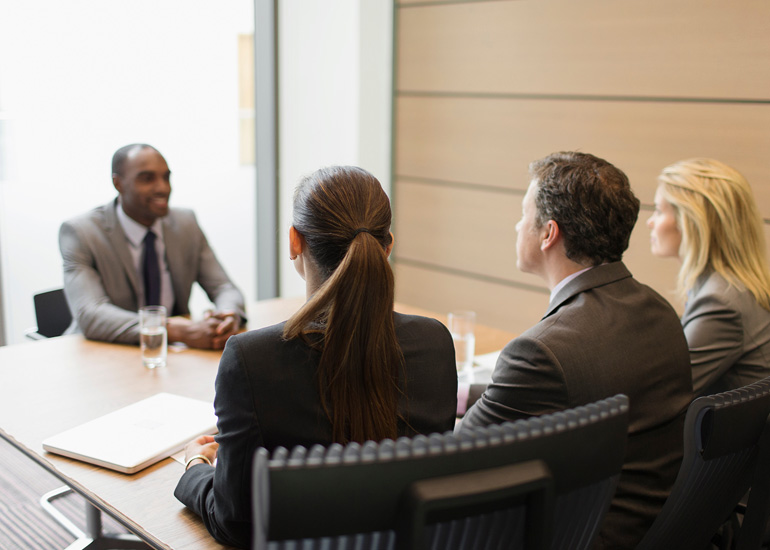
[397,0,459,5]
[397,0,770,100]
[393,178,544,289]
[393,0,770,335]
[395,96,770,215]
[625,214,685,314]
[394,262,549,338]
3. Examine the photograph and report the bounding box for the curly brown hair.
[529,151,640,266]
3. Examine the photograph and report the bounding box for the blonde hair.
[657,158,770,310]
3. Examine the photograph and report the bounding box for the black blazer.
[175,312,458,548]
[459,262,693,550]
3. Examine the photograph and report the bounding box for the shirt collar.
[549,266,593,304]
[115,198,163,247]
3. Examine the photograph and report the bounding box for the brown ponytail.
[283,166,403,444]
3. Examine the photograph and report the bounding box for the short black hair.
[111,144,160,177]
[529,151,640,266]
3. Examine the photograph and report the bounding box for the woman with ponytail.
[175,166,457,548]
[647,158,770,396]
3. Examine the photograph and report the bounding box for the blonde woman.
[647,158,770,396]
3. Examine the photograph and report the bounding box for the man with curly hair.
[457,151,692,549]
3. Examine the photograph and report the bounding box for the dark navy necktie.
[143,230,161,306]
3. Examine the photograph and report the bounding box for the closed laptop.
[42,393,217,474]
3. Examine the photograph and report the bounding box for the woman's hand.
[183,434,219,470]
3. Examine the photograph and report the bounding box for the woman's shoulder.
[394,312,451,336]
[695,270,730,293]
[228,321,289,350]
[223,321,321,380]
[685,270,764,324]
[692,271,751,305]
[393,313,454,357]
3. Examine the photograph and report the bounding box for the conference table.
[0,297,516,550]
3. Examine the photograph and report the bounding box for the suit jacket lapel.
[162,213,187,315]
[543,262,633,319]
[104,200,142,301]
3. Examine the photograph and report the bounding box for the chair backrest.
[34,289,72,338]
[252,394,629,550]
[636,376,770,550]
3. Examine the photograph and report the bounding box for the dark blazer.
[174,312,458,549]
[59,199,245,344]
[458,262,692,550]
[685,270,770,396]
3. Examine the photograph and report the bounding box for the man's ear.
[112,174,122,193]
[289,226,304,258]
[540,220,560,251]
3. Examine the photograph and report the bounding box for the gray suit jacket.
[685,270,770,396]
[458,262,693,550]
[59,199,245,344]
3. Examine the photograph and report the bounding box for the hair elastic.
[352,228,372,237]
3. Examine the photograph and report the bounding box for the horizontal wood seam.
[397,90,770,105]
[394,256,549,295]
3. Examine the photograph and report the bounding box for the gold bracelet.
[185,454,212,470]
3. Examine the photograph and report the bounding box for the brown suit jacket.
[458,262,693,550]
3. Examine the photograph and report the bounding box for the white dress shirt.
[115,201,175,313]
[550,266,593,304]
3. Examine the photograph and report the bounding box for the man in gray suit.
[457,152,692,549]
[59,144,246,349]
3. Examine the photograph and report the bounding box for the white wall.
[277,0,393,298]
[0,0,393,344]
[358,1,394,188]
[0,0,256,344]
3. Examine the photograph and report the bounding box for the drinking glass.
[139,306,167,369]
[448,310,476,381]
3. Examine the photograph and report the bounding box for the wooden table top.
[0,298,515,549]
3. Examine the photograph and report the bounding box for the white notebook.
[43,393,217,474]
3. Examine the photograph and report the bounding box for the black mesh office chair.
[25,288,73,340]
[252,394,629,550]
[635,376,770,550]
